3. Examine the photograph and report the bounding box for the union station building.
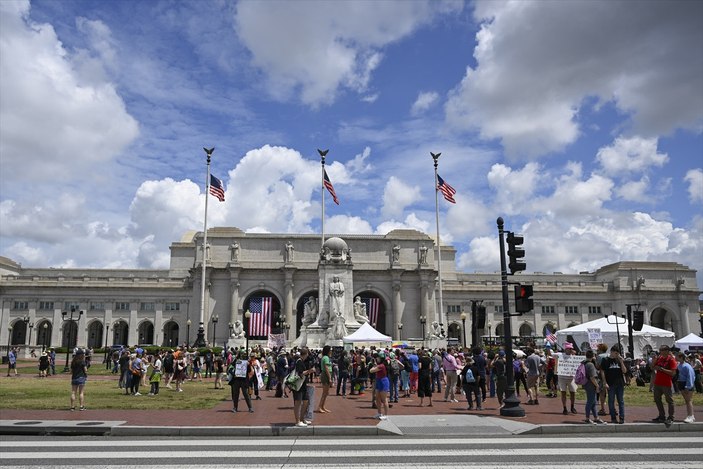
[0,228,700,354]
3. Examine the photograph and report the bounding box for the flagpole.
[318,149,328,250]
[196,147,214,348]
[431,152,445,333]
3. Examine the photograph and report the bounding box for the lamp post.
[398,323,403,341]
[245,310,251,352]
[487,321,492,346]
[605,314,626,353]
[420,315,426,346]
[104,322,110,369]
[42,323,48,352]
[186,319,192,348]
[22,316,31,349]
[212,314,219,349]
[6,326,12,361]
[61,307,83,372]
[460,311,467,349]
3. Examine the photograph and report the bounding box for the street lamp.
[397,323,403,341]
[104,322,110,369]
[605,314,626,353]
[42,323,48,352]
[245,309,251,352]
[487,321,492,346]
[460,311,467,349]
[21,316,31,349]
[186,319,192,348]
[420,315,426,345]
[6,326,12,361]
[212,314,219,349]
[61,307,83,372]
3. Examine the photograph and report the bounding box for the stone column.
[533,307,542,337]
[129,306,138,346]
[229,268,241,328]
[556,304,566,330]
[284,268,295,333]
[154,302,163,347]
[51,306,62,347]
[391,272,402,340]
[0,299,10,350]
[104,308,113,347]
[419,271,431,335]
[76,302,88,347]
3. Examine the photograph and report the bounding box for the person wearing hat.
[556,342,578,415]
[38,350,50,378]
[70,349,88,411]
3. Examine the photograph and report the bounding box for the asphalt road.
[1,433,701,468]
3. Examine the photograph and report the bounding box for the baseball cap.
[563,342,574,350]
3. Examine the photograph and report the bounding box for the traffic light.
[514,284,534,313]
[632,310,644,331]
[506,232,526,274]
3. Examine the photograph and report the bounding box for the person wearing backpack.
[388,352,401,403]
[400,352,412,398]
[582,350,606,424]
[461,357,481,410]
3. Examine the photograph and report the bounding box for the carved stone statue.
[419,244,428,265]
[230,242,240,262]
[329,275,345,321]
[205,243,211,261]
[353,296,368,324]
[231,320,244,338]
[429,320,442,339]
[302,296,317,327]
[331,311,348,340]
[284,241,294,263]
[392,244,400,263]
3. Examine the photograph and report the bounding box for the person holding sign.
[556,342,578,415]
[227,350,254,413]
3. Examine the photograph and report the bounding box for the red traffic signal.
[514,284,534,313]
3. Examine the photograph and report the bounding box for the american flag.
[363,297,380,328]
[209,174,225,202]
[437,174,456,204]
[323,169,339,205]
[545,326,557,345]
[248,297,272,337]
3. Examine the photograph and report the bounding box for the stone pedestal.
[226,337,246,351]
[425,338,448,350]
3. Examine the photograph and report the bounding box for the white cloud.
[615,177,651,203]
[326,215,373,235]
[234,1,462,106]
[0,0,139,184]
[486,162,541,214]
[684,169,703,204]
[376,213,431,236]
[381,176,421,219]
[538,163,614,218]
[411,91,439,115]
[346,146,373,174]
[446,0,703,156]
[596,137,668,176]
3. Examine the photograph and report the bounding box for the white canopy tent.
[675,333,703,352]
[555,316,675,358]
[343,322,392,343]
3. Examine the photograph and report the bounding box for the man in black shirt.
[602,345,627,424]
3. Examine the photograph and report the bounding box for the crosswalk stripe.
[2,447,702,460]
[2,436,701,448]
[5,465,703,469]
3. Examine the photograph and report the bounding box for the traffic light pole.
[625,304,637,359]
[497,217,525,417]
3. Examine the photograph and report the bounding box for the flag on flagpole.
[363,297,380,328]
[545,326,557,344]
[323,169,339,205]
[437,174,456,204]
[248,297,272,337]
[209,174,225,202]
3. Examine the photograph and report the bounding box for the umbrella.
[392,341,410,348]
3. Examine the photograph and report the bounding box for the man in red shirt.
[651,345,677,424]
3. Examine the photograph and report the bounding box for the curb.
[522,422,703,435]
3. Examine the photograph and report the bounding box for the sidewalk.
[1,381,701,436]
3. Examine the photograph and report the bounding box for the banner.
[556,354,584,377]
[268,333,286,349]
[588,328,602,350]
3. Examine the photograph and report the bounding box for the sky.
[1,0,702,290]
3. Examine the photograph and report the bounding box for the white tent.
[555,315,675,358]
[343,322,392,343]
[675,333,703,352]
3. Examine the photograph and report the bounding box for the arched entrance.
[113,320,129,346]
[519,323,533,337]
[36,321,52,348]
[542,323,557,336]
[296,290,319,338]
[448,323,461,344]
[495,323,504,338]
[356,291,387,335]
[162,321,179,347]
[61,321,78,348]
[650,307,675,332]
[243,290,281,339]
[10,321,27,345]
[87,321,103,349]
[138,321,154,345]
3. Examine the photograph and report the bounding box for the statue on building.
[392,244,400,263]
[205,243,211,261]
[284,241,294,263]
[231,320,245,338]
[331,311,348,340]
[419,244,428,265]
[302,296,318,327]
[329,275,345,321]
[230,242,240,262]
[429,320,442,339]
[353,296,369,324]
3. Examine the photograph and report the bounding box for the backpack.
[390,358,400,375]
[574,362,588,385]
[465,367,476,383]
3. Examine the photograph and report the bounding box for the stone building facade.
[1,228,700,352]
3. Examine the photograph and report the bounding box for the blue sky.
[1,0,702,288]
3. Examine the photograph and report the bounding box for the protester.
[400,351,411,398]
[602,345,627,424]
[651,345,677,425]
[6,347,17,377]
[492,350,507,407]
[596,343,609,416]
[292,347,314,427]
[70,349,88,411]
[228,350,254,413]
[276,351,289,398]
[129,353,143,396]
[148,351,162,396]
[472,347,488,403]
[214,353,225,389]
[417,349,433,407]
[408,349,419,393]
[369,353,390,419]
[39,351,50,377]
[388,351,401,404]
[583,350,606,424]
[317,345,332,413]
[461,357,481,410]
[556,343,578,415]
[443,348,459,402]
[431,349,443,394]
[676,353,696,423]
[525,348,541,405]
